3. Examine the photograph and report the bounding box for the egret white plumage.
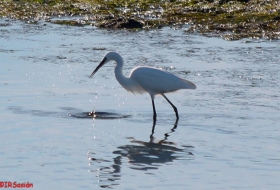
[89,52,196,120]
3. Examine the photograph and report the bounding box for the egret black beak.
[89,57,107,78]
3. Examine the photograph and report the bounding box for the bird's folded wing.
[131,67,196,93]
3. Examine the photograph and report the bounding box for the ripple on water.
[88,134,194,188]
[7,106,130,119]
[1,19,280,189]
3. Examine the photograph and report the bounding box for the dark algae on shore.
[1,0,279,40]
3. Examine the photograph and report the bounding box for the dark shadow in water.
[88,120,194,188]
[151,118,178,135]
[7,106,130,119]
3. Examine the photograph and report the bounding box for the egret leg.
[161,94,179,119]
[151,119,156,137]
[151,99,157,120]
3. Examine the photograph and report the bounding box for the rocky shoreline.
[1,0,279,40]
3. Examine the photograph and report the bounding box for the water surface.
[1,19,280,189]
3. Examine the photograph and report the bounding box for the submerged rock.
[96,17,144,29]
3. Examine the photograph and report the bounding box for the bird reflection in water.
[88,120,194,188]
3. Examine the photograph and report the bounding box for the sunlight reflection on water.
[1,18,280,189]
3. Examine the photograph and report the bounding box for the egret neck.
[113,54,141,94]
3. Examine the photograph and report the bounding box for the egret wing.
[130,67,195,94]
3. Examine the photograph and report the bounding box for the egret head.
[89,52,122,78]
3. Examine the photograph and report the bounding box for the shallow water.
[1,19,280,189]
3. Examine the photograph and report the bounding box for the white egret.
[89,52,196,120]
